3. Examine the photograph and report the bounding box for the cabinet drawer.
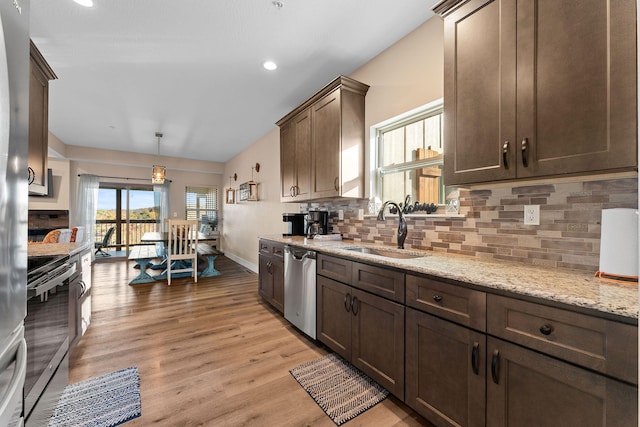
[259,239,271,254]
[487,294,638,384]
[352,262,405,303]
[258,240,284,258]
[271,242,284,258]
[406,274,486,332]
[317,254,352,283]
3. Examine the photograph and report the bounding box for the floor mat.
[48,366,141,427]
[290,353,388,426]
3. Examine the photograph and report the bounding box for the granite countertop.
[28,242,91,257]
[261,235,639,322]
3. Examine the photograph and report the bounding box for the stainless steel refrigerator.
[0,0,30,426]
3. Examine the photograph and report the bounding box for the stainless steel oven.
[24,255,75,424]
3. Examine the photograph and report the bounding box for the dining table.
[127,231,221,285]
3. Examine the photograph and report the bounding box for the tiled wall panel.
[301,177,637,271]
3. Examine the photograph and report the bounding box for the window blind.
[185,186,218,228]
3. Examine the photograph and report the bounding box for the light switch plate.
[357,209,364,220]
[524,205,540,225]
[338,210,344,220]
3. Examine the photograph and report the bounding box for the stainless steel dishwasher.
[284,245,317,339]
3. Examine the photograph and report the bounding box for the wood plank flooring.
[70,257,432,426]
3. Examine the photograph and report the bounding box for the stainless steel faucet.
[377,201,408,249]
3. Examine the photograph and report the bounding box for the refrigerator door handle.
[0,336,26,426]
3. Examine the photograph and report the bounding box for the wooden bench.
[195,243,221,277]
[128,245,162,284]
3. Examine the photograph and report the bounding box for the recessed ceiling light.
[73,0,94,7]
[263,61,277,71]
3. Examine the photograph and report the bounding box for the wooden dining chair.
[166,219,198,285]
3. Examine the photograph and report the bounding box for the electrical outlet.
[524,205,540,225]
[173,212,178,218]
[338,210,344,220]
[357,209,364,220]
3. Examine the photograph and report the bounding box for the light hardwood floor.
[71,257,433,426]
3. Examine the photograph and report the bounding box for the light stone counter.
[261,235,638,322]
[28,242,91,257]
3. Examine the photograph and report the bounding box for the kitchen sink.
[343,247,427,259]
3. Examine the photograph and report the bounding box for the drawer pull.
[521,137,529,167]
[344,293,352,312]
[491,350,500,384]
[471,342,480,375]
[351,296,359,315]
[433,295,443,303]
[502,141,509,169]
[539,324,553,335]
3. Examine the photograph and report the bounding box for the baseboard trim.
[224,252,257,273]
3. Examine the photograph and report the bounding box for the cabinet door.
[406,308,486,427]
[350,288,404,399]
[516,0,637,178]
[28,57,50,194]
[311,89,341,199]
[316,276,351,360]
[69,280,80,349]
[258,255,274,302]
[442,0,516,185]
[279,109,311,201]
[487,337,638,427]
[271,258,284,314]
[279,121,296,201]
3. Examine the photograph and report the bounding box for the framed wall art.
[225,188,235,204]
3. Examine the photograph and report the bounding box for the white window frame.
[185,186,219,231]
[369,98,444,207]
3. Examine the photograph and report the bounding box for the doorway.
[96,184,160,257]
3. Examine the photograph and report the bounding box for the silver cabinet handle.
[521,137,529,167]
[502,141,509,169]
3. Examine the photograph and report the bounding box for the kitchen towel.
[289,353,388,426]
[48,366,141,427]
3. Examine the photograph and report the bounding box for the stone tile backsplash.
[301,177,638,271]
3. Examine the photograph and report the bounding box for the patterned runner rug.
[290,353,389,426]
[48,366,141,427]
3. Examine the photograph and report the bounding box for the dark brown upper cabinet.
[435,0,637,186]
[29,41,57,196]
[277,76,369,202]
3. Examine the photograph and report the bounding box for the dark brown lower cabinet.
[317,275,405,399]
[258,253,284,313]
[487,337,638,427]
[317,276,351,358]
[405,308,486,427]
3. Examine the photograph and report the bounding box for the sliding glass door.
[96,184,159,256]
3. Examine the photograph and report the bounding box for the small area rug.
[289,353,389,426]
[48,366,141,427]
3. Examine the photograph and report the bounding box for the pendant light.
[152,132,166,184]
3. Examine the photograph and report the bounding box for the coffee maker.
[282,213,305,236]
[306,210,329,237]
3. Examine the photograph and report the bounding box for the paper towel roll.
[599,208,639,278]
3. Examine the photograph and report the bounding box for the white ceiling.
[30,0,437,163]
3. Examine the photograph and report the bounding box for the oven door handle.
[30,263,76,300]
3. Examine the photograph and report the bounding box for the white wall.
[44,134,225,236]
[28,157,71,211]
[222,17,444,269]
[222,128,300,270]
